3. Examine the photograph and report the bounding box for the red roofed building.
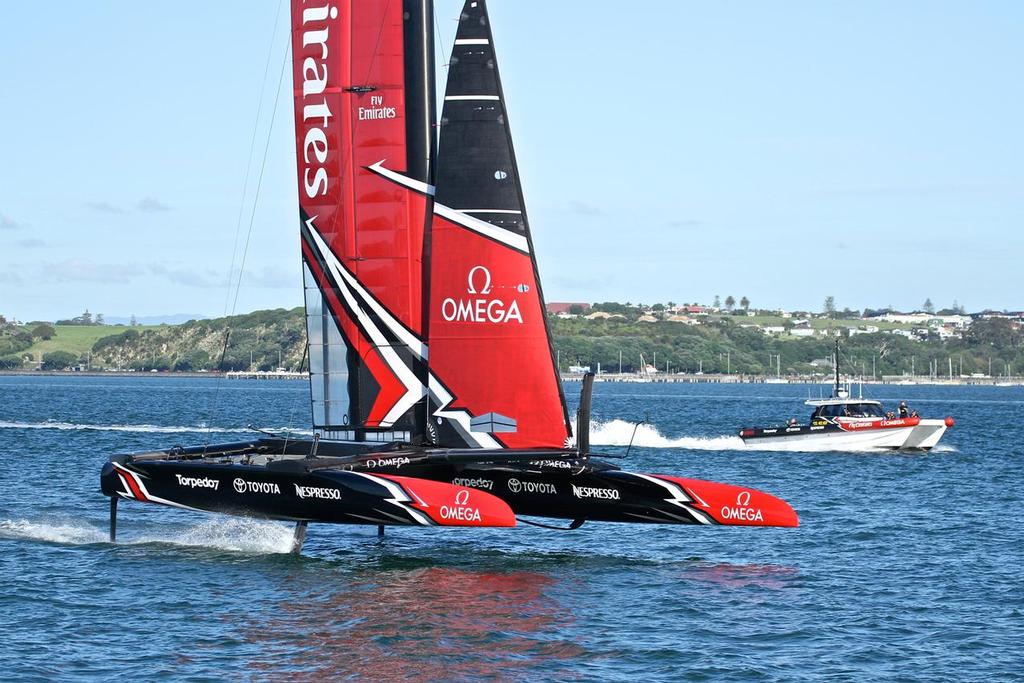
[546,302,591,315]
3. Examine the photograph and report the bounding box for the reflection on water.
[243,566,583,680]
[678,562,800,591]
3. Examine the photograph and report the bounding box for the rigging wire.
[222,0,285,318]
[203,4,290,449]
[281,344,310,455]
[229,38,291,318]
[434,3,453,75]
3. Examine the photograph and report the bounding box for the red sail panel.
[428,215,570,449]
[290,1,429,432]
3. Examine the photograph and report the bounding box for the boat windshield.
[814,403,886,418]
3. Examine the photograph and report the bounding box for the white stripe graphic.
[429,376,500,449]
[458,209,522,214]
[307,220,428,361]
[306,223,425,426]
[434,203,530,254]
[348,472,433,526]
[454,38,489,45]
[627,473,715,525]
[113,463,203,513]
[366,160,435,196]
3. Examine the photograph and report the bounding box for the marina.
[561,372,1023,386]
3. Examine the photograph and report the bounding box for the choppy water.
[1,376,1021,681]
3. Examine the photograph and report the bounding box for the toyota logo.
[736,490,751,507]
[233,478,246,494]
[455,489,470,506]
[507,478,522,493]
[467,265,492,294]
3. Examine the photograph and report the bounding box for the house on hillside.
[546,302,590,316]
[679,305,710,316]
[868,312,970,329]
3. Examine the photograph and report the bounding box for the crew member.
[788,417,798,427]
[898,401,910,418]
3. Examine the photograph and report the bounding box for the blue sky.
[1,1,1021,322]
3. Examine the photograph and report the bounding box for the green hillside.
[1,307,1020,377]
[23,324,163,360]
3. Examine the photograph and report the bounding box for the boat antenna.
[577,372,595,456]
[624,413,649,459]
[834,339,841,397]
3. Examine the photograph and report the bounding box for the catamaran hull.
[100,459,516,528]
[740,419,948,451]
[100,441,798,529]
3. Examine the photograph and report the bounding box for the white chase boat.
[739,343,954,451]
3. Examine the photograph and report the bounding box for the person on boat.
[788,417,798,427]
[898,401,910,418]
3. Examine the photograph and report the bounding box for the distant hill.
[88,308,305,372]
[2,305,1020,376]
[1,308,304,372]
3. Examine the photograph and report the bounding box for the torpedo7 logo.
[440,266,524,324]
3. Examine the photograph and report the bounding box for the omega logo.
[467,266,492,295]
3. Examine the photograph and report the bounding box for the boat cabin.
[805,398,886,419]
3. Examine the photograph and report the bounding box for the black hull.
[100,438,799,530]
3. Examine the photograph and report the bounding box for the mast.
[404,0,437,442]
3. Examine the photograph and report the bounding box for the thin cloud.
[0,213,21,230]
[137,197,172,212]
[666,219,703,228]
[567,200,603,216]
[86,201,126,214]
[245,266,298,289]
[150,264,218,288]
[15,238,47,248]
[0,271,24,285]
[47,258,144,284]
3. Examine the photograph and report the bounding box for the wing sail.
[290,1,435,439]
[426,0,572,449]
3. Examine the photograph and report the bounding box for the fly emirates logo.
[440,266,524,325]
[299,3,338,199]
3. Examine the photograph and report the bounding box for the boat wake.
[0,517,296,554]
[584,419,746,450]
[0,420,312,436]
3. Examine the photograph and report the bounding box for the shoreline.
[1,369,1019,386]
[560,373,1022,387]
[0,370,305,379]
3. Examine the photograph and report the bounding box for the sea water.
[0,376,1021,681]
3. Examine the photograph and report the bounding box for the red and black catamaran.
[101,0,798,551]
